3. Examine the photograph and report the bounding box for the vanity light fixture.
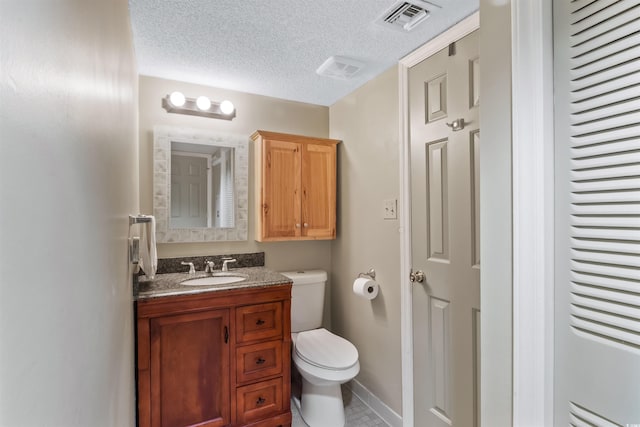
[169,91,186,107]
[162,92,236,120]
[220,100,235,115]
[196,95,211,111]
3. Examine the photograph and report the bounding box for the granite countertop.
[136,267,292,300]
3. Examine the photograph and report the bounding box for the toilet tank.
[280,270,327,333]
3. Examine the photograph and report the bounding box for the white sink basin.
[181,273,248,286]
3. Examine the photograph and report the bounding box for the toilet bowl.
[292,329,360,427]
[280,270,360,427]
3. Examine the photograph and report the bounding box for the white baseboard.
[346,379,403,427]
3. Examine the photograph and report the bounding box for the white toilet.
[280,270,360,427]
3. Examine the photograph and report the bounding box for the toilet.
[280,270,360,427]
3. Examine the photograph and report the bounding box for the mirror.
[170,142,235,229]
[153,126,249,243]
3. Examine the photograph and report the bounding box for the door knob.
[410,269,426,283]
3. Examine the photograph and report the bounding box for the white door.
[171,154,208,228]
[554,1,640,425]
[409,30,480,427]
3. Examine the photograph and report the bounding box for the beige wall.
[329,67,403,414]
[1,1,138,424]
[138,76,332,273]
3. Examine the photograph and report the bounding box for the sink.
[181,273,248,286]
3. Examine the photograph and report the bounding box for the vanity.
[135,268,292,427]
[139,127,335,426]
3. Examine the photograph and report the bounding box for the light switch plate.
[383,199,397,220]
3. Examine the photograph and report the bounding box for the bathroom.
[135,72,402,426]
[0,0,509,425]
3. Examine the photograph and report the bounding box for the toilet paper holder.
[357,268,376,280]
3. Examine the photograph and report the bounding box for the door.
[409,30,480,426]
[171,154,208,228]
[262,139,302,239]
[302,142,337,239]
[150,309,231,427]
[554,1,640,425]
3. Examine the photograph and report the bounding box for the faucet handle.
[221,258,237,272]
[204,259,215,273]
[181,261,195,275]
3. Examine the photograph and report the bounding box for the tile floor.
[291,384,389,427]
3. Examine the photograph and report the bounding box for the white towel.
[139,215,157,280]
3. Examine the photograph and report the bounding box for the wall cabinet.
[252,131,340,242]
[136,284,292,427]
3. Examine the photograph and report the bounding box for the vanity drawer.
[236,302,283,344]
[236,377,283,425]
[237,340,283,384]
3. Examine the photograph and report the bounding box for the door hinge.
[448,42,456,56]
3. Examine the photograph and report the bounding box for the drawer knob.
[256,396,266,405]
[256,357,266,365]
[256,318,265,326]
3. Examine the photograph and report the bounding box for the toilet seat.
[294,328,359,371]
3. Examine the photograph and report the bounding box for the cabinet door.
[302,143,336,238]
[262,139,301,239]
[150,309,230,427]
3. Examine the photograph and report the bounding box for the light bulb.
[169,91,185,107]
[196,96,211,111]
[220,100,234,115]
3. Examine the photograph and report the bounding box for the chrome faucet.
[221,258,236,272]
[181,261,195,275]
[204,259,215,273]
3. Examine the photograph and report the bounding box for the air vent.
[316,56,365,80]
[376,0,441,32]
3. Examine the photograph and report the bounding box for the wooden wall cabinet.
[136,284,292,427]
[252,130,340,242]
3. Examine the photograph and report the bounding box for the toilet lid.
[295,328,359,370]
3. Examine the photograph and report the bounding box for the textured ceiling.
[129,0,478,106]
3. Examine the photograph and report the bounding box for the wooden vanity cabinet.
[136,284,292,427]
[252,130,340,242]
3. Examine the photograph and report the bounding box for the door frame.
[398,2,554,425]
[398,12,479,427]
[510,1,554,425]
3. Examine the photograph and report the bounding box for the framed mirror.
[153,126,248,243]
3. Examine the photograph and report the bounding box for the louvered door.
[554,1,640,425]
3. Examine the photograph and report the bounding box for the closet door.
[554,1,640,425]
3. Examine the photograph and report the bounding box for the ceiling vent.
[376,0,440,32]
[316,56,365,80]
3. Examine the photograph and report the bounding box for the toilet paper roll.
[353,277,379,300]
